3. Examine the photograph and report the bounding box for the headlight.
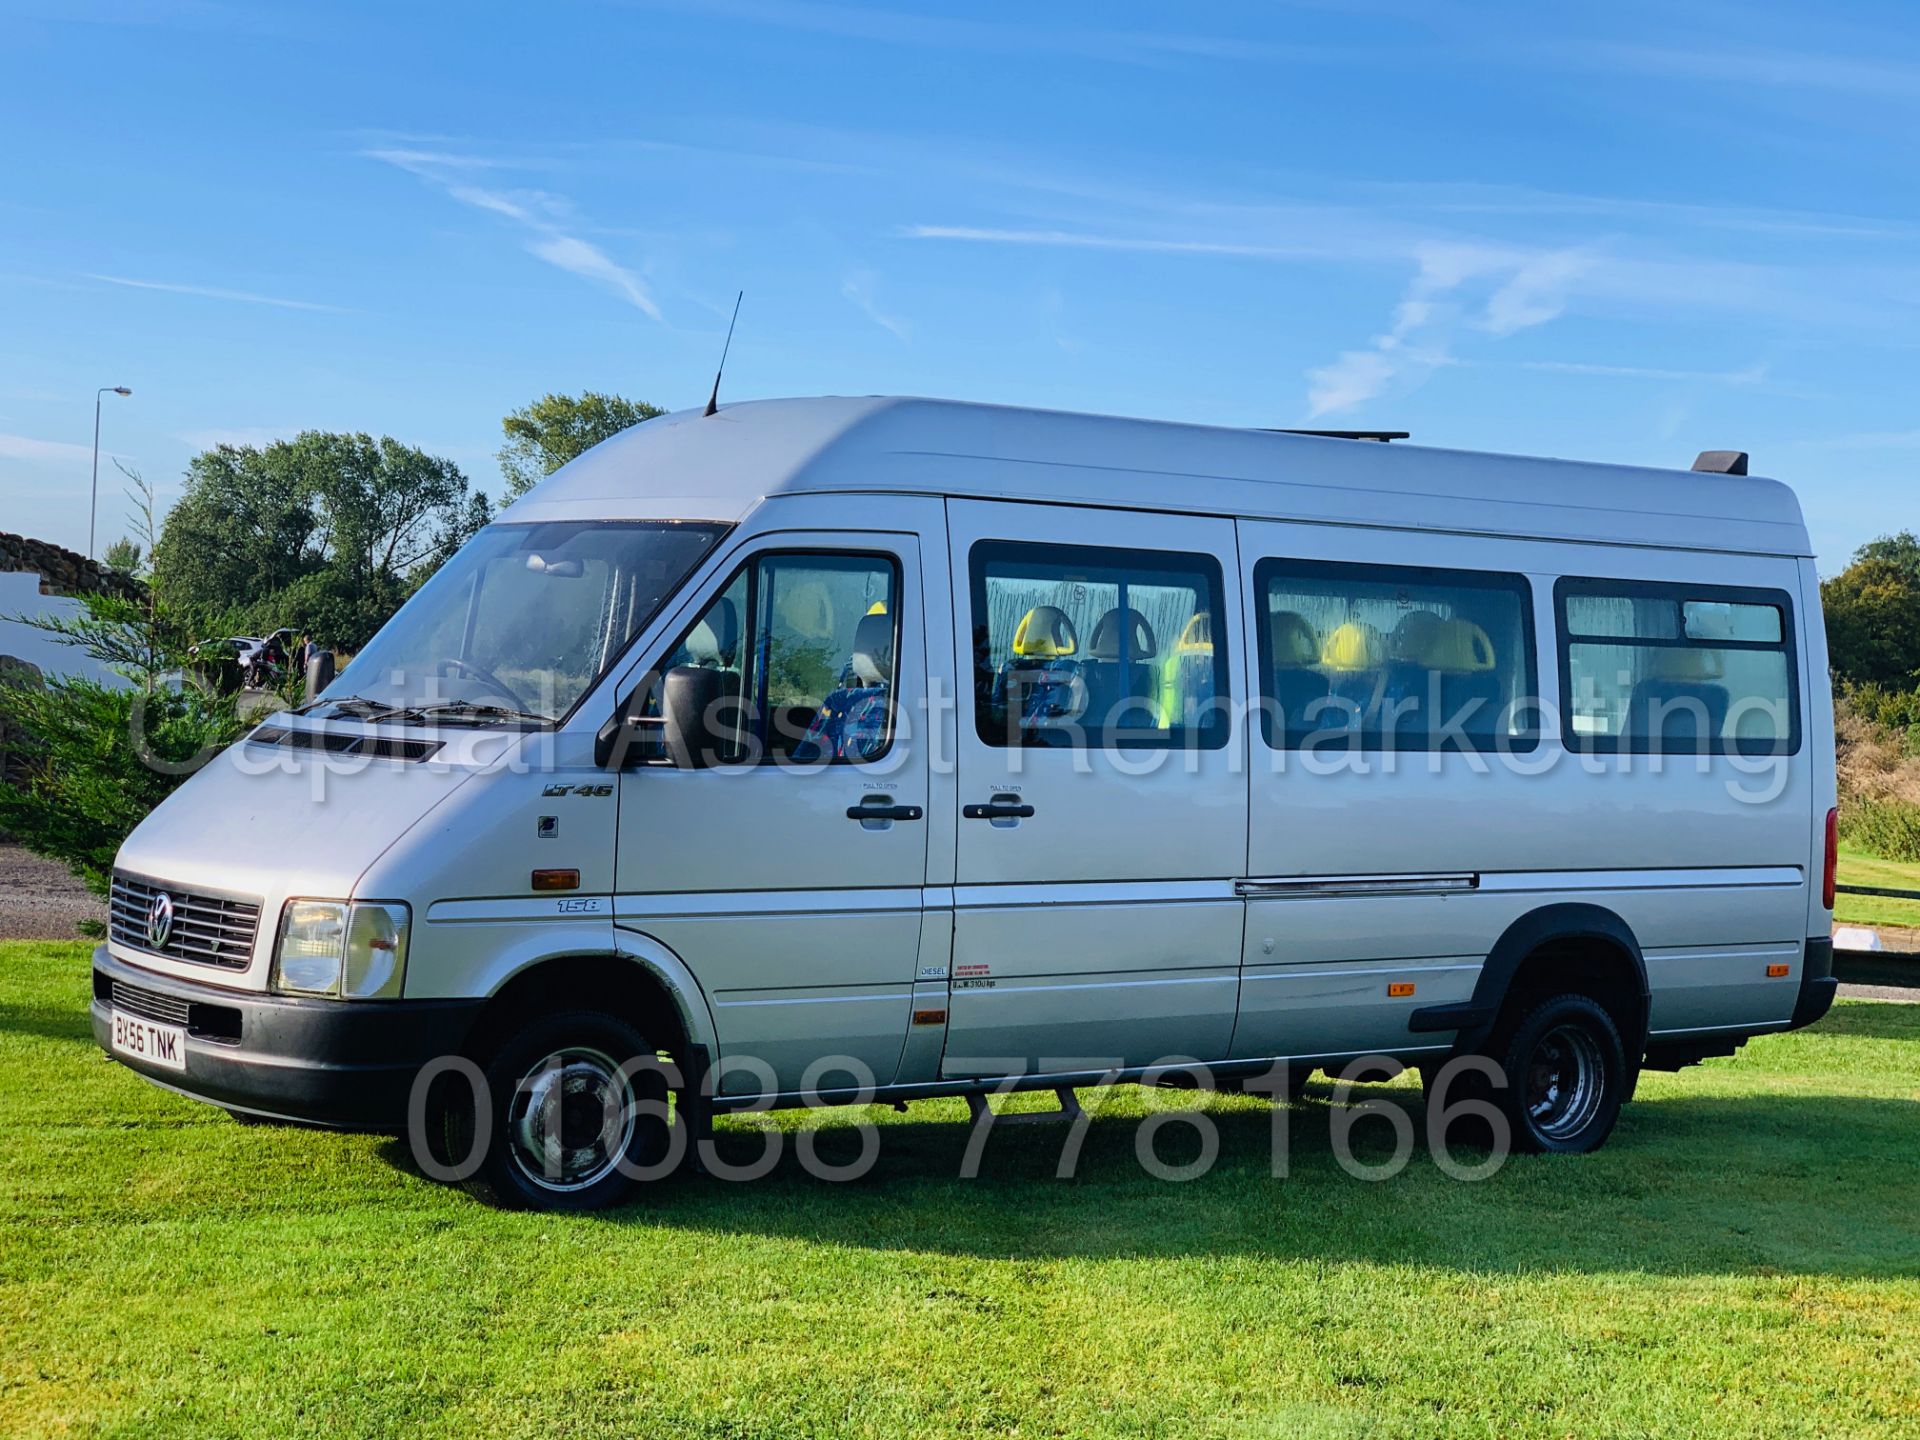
[272,900,410,1000]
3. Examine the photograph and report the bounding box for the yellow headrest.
[1388,611,1445,664]
[1269,611,1319,669]
[1012,605,1077,658]
[1175,612,1213,654]
[1649,647,1725,682]
[1321,620,1385,672]
[1429,619,1497,673]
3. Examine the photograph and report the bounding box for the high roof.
[506,395,1810,557]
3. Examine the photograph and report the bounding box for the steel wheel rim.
[505,1046,636,1192]
[1525,1023,1606,1141]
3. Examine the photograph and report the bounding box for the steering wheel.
[438,657,530,710]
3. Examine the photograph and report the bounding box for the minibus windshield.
[319,520,727,723]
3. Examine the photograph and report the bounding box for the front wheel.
[444,1010,676,1210]
[1495,994,1627,1155]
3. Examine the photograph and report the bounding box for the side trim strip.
[614,887,923,921]
[1237,873,1476,899]
[1476,866,1802,893]
[432,865,1808,926]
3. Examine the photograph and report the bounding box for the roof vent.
[1691,450,1749,476]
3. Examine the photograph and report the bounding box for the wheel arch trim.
[1410,902,1650,1052]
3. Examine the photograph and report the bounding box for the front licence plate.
[110,1009,188,1072]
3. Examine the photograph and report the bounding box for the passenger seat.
[1267,611,1330,737]
[1082,606,1159,729]
[1380,610,1444,740]
[991,605,1085,732]
[1625,648,1729,749]
[1156,612,1216,729]
[1319,620,1386,733]
[797,612,895,761]
[1433,619,1502,737]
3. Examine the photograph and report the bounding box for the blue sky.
[2,0,1917,569]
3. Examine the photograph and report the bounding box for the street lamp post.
[90,385,132,559]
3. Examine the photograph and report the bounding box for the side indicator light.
[1766,963,1790,978]
[1387,982,1416,998]
[532,869,581,892]
[912,1009,947,1026]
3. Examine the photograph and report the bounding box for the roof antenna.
[704,291,743,416]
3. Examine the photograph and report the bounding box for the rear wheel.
[444,1009,675,1210]
[1495,994,1627,1154]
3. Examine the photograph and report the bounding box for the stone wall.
[0,531,144,602]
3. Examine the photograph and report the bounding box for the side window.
[970,540,1228,748]
[1255,558,1537,752]
[1557,579,1797,755]
[650,552,899,764]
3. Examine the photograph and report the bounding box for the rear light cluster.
[1822,806,1838,911]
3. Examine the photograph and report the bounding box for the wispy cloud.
[366,149,662,321]
[1306,242,1590,416]
[87,273,339,311]
[1513,359,1769,386]
[901,223,1339,261]
[1039,286,1080,354]
[1569,41,1920,101]
[840,270,909,341]
[0,432,105,463]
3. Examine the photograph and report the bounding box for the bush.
[1839,681,1920,751]
[0,677,243,894]
[1839,798,1920,864]
[0,589,246,900]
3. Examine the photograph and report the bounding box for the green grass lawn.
[3,940,1917,1439]
[1835,846,1920,931]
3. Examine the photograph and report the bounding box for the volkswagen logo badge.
[146,891,175,950]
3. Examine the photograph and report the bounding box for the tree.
[498,391,664,500]
[0,478,245,900]
[151,432,489,651]
[102,537,143,575]
[1823,531,1920,689]
[151,440,321,622]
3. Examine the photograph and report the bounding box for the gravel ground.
[0,843,106,940]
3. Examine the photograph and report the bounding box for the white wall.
[0,572,126,686]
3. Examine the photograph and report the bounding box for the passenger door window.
[969,540,1228,747]
[652,552,899,763]
[1557,580,1797,755]
[1254,558,1537,751]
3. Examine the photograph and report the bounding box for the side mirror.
[662,666,728,769]
[303,650,336,704]
[595,667,734,770]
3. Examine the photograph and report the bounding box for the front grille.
[109,872,261,970]
[109,978,191,1027]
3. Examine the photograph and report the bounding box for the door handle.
[963,801,1035,820]
[846,803,923,822]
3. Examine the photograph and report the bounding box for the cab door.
[940,500,1249,1077]
[610,524,932,1095]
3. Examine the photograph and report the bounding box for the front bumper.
[91,945,483,1130]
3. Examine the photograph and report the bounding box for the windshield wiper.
[389,701,555,728]
[290,694,409,720]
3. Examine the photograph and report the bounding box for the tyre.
[443,1009,675,1211]
[1494,993,1627,1155]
